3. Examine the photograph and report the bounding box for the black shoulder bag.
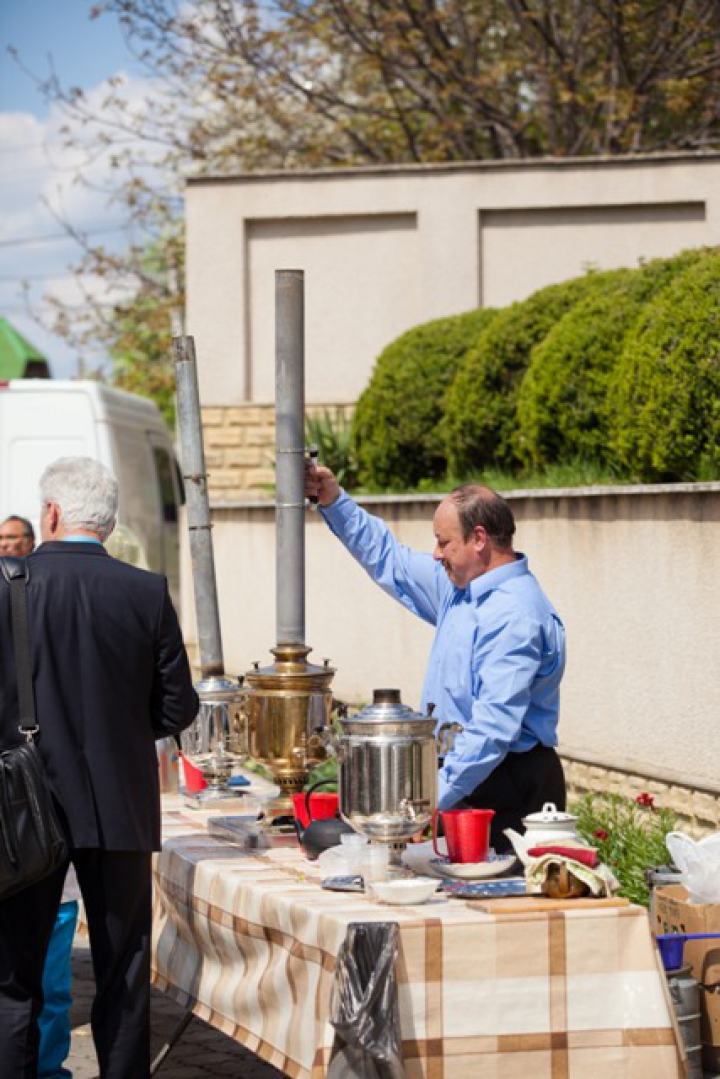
[0,557,68,900]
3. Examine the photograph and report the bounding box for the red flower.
[594,828,609,841]
[636,792,655,808]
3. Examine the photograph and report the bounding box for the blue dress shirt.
[321,492,566,810]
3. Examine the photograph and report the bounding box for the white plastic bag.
[666,831,720,904]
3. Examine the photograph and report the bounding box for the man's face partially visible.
[0,519,33,557]
[432,500,485,588]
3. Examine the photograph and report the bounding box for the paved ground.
[68,934,286,1078]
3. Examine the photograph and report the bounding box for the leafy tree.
[40,225,182,423]
[62,1,720,168]
[18,0,720,402]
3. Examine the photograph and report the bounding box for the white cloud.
[0,70,173,378]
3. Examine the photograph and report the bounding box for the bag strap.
[0,557,38,739]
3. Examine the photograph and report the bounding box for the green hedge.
[350,308,497,489]
[609,248,720,480]
[516,250,708,469]
[442,275,602,477]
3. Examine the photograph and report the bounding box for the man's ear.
[472,524,488,552]
[48,502,62,536]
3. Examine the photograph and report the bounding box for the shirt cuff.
[319,488,351,523]
[437,771,461,811]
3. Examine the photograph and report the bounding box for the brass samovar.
[243,270,335,815]
[245,645,333,801]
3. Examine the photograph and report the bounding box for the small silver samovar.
[337,688,439,868]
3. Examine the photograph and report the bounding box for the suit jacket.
[0,542,199,851]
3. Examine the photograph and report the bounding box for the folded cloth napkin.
[525,854,620,897]
[527,844,599,868]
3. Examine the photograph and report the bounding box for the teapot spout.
[503,828,530,863]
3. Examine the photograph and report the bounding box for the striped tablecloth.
[152,796,682,1079]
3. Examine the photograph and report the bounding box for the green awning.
[0,317,51,378]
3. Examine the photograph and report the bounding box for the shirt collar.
[465,553,528,600]
[61,535,104,545]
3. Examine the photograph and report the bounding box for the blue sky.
[0,1,135,116]
[0,1,148,377]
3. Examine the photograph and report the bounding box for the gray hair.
[40,457,118,541]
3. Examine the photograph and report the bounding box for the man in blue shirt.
[306,465,566,853]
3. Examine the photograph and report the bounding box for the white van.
[0,380,182,604]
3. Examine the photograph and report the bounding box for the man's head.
[0,516,35,557]
[433,484,516,588]
[39,457,118,543]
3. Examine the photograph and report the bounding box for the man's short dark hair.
[449,485,516,548]
[3,516,35,544]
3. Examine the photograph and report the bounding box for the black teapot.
[294,779,354,860]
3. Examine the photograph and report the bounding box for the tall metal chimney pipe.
[173,335,225,678]
[275,269,305,646]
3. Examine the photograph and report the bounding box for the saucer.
[429,853,518,880]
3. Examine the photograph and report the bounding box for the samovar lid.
[244,643,335,689]
[194,674,246,704]
[343,688,432,725]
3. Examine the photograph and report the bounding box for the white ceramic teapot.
[504,802,581,861]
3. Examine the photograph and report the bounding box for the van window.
[153,446,179,523]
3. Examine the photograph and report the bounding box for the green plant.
[304,755,338,792]
[351,308,498,490]
[305,407,359,490]
[572,792,677,907]
[609,246,720,481]
[517,249,708,471]
[443,274,602,477]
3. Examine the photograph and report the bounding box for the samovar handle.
[399,798,431,821]
[435,720,463,758]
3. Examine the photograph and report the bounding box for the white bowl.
[369,876,440,906]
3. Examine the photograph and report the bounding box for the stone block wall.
[201,403,354,502]
[563,756,720,838]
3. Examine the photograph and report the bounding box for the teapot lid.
[522,802,578,824]
[342,688,432,726]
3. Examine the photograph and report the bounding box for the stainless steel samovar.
[174,334,249,803]
[337,688,438,867]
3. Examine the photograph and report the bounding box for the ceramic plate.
[429,853,518,880]
[443,877,528,899]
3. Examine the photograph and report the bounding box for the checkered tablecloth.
[152,797,682,1079]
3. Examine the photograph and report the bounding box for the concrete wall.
[186,153,720,407]
[181,484,720,810]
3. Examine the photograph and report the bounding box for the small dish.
[369,876,440,906]
[429,853,517,880]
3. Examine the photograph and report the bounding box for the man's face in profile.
[0,519,34,557]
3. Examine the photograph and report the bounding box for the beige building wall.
[181,484,720,822]
[186,153,720,411]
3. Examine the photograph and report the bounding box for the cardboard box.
[653,885,720,984]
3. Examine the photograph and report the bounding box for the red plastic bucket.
[291,791,339,830]
[432,808,495,863]
[180,753,207,793]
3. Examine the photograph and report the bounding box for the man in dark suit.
[0,456,199,1078]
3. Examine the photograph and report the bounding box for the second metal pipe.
[275,269,305,646]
